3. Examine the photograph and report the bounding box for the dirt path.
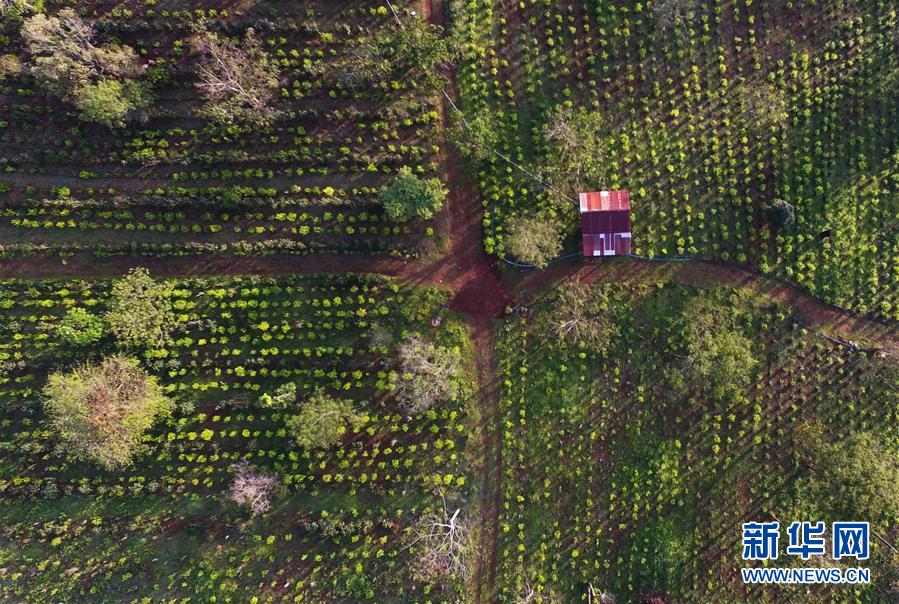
[1,4,897,604]
[512,257,898,349]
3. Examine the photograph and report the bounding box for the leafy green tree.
[397,336,465,413]
[55,306,105,346]
[74,79,149,128]
[800,429,899,524]
[449,111,499,162]
[193,27,280,127]
[105,268,178,349]
[20,9,149,126]
[332,19,450,93]
[669,298,758,402]
[259,381,297,409]
[391,20,452,92]
[43,355,173,469]
[541,105,611,197]
[684,329,757,400]
[505,215,564,269]
[286,389,367,449]
[766,198,795,230]
[379,167,448,222]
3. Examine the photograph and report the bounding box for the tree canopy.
[193,27,280,127]
[42,355,173,469]
[541,105,611,198]
[286,389,368,449]
[397,336,465,413]
[537,281,620,352]
[505,215,564,269]
[332,20,451,93]
[105,268,178,349]
[20,9,149,126]
[798,427,899,524]
[449,111,499,162]
[379,167,448,222]
[669,298,758,402]
[766,198,796,230]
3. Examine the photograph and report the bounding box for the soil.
[1,2,897,603]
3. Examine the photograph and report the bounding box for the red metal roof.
[579,190,631,212]
[579,190,632,257]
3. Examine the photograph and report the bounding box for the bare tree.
[653,0,698,33]
[588,584,617,604]
[515,582,563,604]
[516,581,537,604]
[334,40,392,89]
[229,461,279,515]
[397,336,464,413]
[408,497,471,581]
[193,27,280,126]
[536,280,620,352]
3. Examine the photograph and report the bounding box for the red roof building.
[580,190,632,257]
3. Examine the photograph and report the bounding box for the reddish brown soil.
[1,4,896,604]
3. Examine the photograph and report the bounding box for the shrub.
[259,381,297,409]
[55,307,105,346]
[766,199,795,230]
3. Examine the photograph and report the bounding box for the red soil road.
[512,257,899,349]
[2,3,895,602]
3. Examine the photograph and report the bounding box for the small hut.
[579,190,632,257]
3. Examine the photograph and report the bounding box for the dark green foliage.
[379,167,448,222]
[798,427,899,524]
[766,198,796,230]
